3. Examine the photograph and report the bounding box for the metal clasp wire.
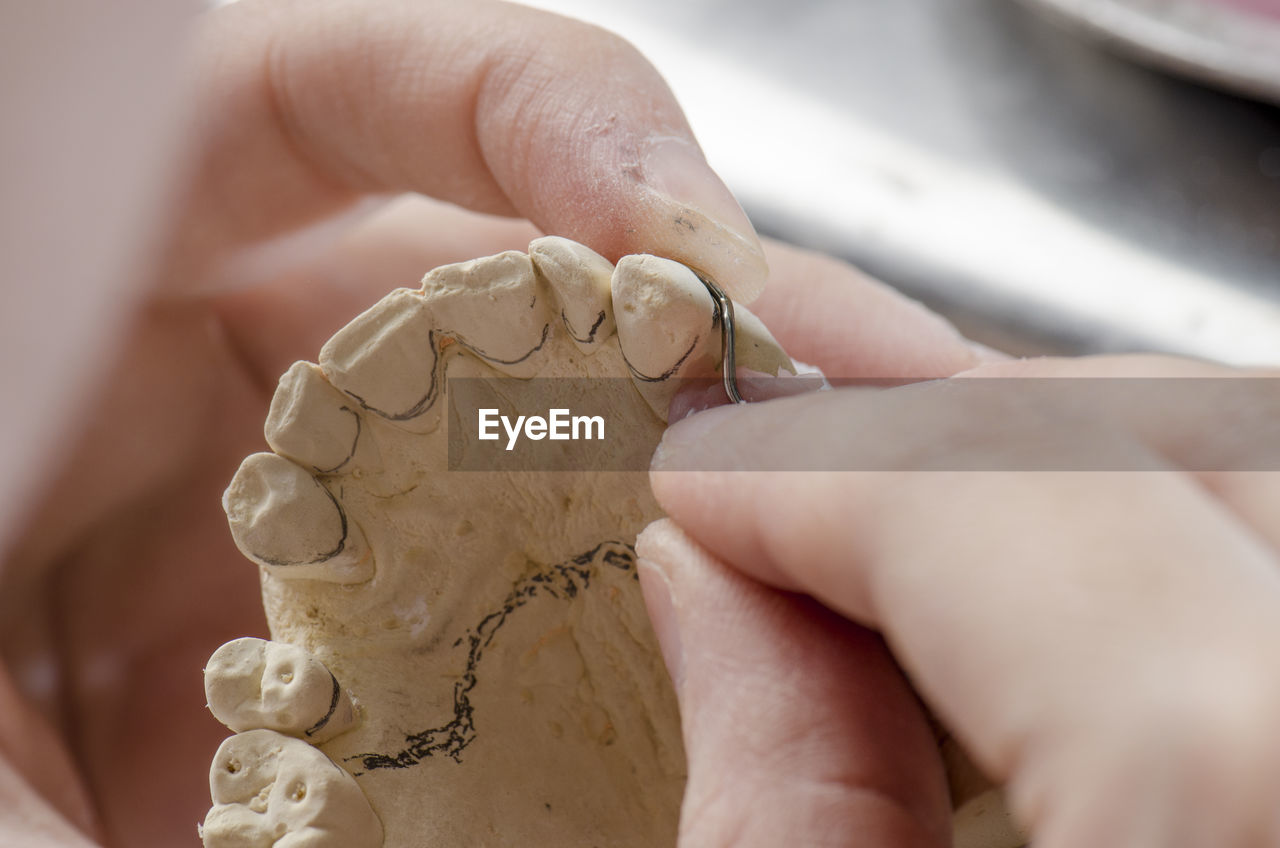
[694,271,745,404]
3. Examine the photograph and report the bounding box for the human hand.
[641,343,1280,847]
[0,1,988,844]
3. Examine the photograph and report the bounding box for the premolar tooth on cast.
[203,729,382,848]
[205,637,357,744]
[267,362,365,474]
[319,289,442,433]
[420,250,551,378]
[612,255,719,420]
[529,236,616,353]
[223,453,372,584]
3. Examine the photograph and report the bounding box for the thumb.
[636,518,950,848]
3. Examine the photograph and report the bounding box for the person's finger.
[635,519,951,848]
[0,757,98,848]
[952,355,1280,556]
[663,240,985,422]
[0,665,100,842]
[0,0,187,563]
[651,383,1280,847]
[753,240,983,378]
[167,0,765,301]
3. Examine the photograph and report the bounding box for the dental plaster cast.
[204,238,792,847]
[203,237,1025,847]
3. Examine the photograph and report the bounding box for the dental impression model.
[200,238,793,847]
[200,236,1027,847]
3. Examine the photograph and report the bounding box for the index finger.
[752,239,981,379]
[168,0,766,300]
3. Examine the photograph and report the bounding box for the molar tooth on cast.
[205,638,357,744]
[223,452,372,583]
[529,236,617,353]
[266,362,366,475]
[202,730,382,848]
[319,289,442,433]
[419,250,552,378]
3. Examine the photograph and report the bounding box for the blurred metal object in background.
[1019,0,1280,107]
[524,0,1280,362]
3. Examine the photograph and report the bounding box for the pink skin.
[646,354,1280,848]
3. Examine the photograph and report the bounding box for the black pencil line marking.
[563,309,607,345]
[305,671,343,738]
[458,323,551,366]
[619,335,699,383]
[256,481,349,567]
[347,540,636,774]
[314,407,362,475]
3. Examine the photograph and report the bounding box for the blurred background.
[518,0,1280,362]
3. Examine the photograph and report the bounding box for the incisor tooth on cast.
[530,236,616,353]
[612,254,719,419]
[206,638,357,744]
[420,250,551,378]
[223,453,371,583]
[266,362,365,474]
[319,289,442,433]
[203,730,382,848]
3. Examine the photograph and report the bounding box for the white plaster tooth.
[266,362,365,475]
[204,730,382,848]
[529,236,616,353]
[612,254,720,420]
[319,289,443,434]
[732,303,797,378]
[952,788,1028,848]
[419,250,552,378]
[205,638,357,744]
[223,453,372,584]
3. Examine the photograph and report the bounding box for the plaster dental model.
[203,238,792,847]
[201,236,1026,847]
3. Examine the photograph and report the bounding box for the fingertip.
[650,403,741,472]
[636,520,688,692]
[636,520,951,848]
[632,137,768,303]
[181,0,768,300]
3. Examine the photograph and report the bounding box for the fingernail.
[641,137,768,303]
[650,402,740,471]
[666,379,733,424]
[637,558,685,691]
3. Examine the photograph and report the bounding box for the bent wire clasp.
[693,271,745,405]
